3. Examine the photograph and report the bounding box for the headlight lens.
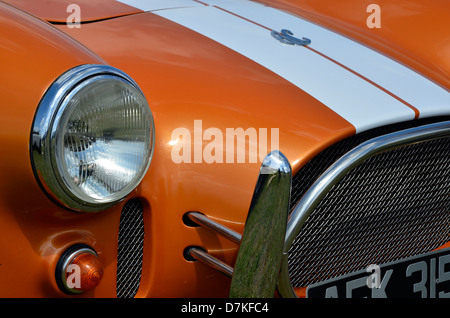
[31,65,154,212]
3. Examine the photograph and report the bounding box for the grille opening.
[287,118,450,288]
[116,198,144,298]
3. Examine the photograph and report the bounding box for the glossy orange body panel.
[0,2,116,297]
[0,1,355,297]
[55,12,354,297]
[0,0,448,298]
[255,0,450,90]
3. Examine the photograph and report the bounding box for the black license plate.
[306,248,450,298]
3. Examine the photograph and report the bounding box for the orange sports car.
[0,0,449,299]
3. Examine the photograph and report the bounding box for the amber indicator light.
[56,245,103,294]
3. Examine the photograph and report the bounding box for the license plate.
[306,248,450,298]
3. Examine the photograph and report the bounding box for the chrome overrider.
[277,120,450,298]
[229,150,291,297]
[186,150,291,298]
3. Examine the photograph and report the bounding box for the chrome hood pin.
[271,29,311,46]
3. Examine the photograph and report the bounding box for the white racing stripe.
[152,5,414,132]
[117,0,449,132]
[200,0,450,120]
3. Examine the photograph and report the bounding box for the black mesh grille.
[116,199,144,298]
[288,118,450,287]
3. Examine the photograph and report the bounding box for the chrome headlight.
[31,65,154,212]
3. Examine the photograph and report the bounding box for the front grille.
[116,199,145,298]
[288,118,450,288]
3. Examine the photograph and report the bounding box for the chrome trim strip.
[229,150,291,297]
[277,120,450,298]
[186,212,242,244]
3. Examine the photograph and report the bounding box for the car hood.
[6,0,450,164]
[5,0,449,90]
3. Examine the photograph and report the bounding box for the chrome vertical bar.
[186,212,242,244]
[229,150,292,298]
[187,247,234,277]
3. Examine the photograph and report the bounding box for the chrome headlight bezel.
[30,64,154,212]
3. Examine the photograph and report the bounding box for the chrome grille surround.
[277,119,450,298]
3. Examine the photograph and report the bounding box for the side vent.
[116,198,144,298]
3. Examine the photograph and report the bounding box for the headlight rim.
[30,64,154,212]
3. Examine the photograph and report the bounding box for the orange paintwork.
[0,1,118,297]
[0,1,354,297]
[0,0,447,298]
[54,12,354,297]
